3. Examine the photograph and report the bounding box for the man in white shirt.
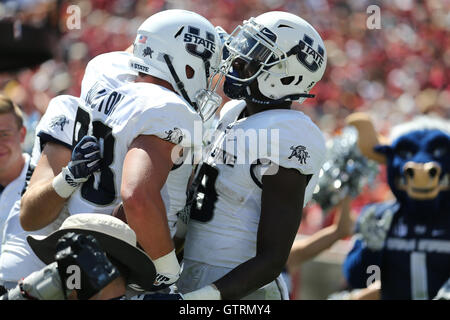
[0,95,82,289]
[0,94,30,290]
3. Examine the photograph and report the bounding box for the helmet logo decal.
[143,46,153,59]
[260,27,277,42]
[184,26,216,60]
[295,35,325,72]
[306,81,316,90]
[138,35,147,44]
[288,145,310,164]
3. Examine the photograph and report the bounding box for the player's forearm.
[123,190,174,260]
[287,225,340,272]
[213,254,283,300]
[20,179,68,231]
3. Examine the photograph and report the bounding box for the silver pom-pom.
[312,126,379,212]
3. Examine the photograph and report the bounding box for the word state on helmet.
[183,27,217,55]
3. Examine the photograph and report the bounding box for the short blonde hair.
[0,94,24,129]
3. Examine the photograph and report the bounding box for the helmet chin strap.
[163,54,198,112]
[245,88,315,106]
[224,73,315,106]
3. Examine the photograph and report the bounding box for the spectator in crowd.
[0,95,86,289]
[0,94,30,290]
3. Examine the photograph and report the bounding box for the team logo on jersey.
[143,46,153,59]
[288,145,310,164]
[49,115,69,131]
[163,127,184,144]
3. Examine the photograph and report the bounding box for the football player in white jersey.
[20,9,222,290]
[176,11,328,300]
[20,48,140,235]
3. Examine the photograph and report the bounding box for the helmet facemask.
[195,58,223,121]
[219,18,287,102]
[223,18,287,81]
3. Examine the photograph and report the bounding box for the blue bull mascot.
[342,113,450,300]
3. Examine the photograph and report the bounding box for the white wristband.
[184,285,221,300]
[52,170,78,199]
[153,249,180,276]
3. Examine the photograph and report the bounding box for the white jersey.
[0,95,79,283]
[184,101,326,268]
[0,156,45,283]
[0,154,31,256]
[69,59,201,237]
[165,162,194,233]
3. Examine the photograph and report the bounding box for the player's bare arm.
[20,142,71,231]
[213,166,308,300]
[121,134,176,260]
[21,135,101,231]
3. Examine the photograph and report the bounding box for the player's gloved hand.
[66,135,102,181]
[52,136,102,198]
[358,206,394,251]
[149,270,181,291]
[149,250,181,291]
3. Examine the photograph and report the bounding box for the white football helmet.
[130,9,222,121]
[220,11,327,104]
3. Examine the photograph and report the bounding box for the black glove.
[53,136,102,198]
[67,135,102,181]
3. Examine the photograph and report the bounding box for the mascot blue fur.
[342,113,450,300]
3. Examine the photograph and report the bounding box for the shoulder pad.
[37,95,79,147]
[258,110,326,175]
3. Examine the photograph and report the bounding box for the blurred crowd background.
[0,0,449,293]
